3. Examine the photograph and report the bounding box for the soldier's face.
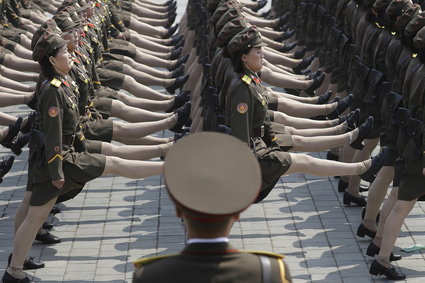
[51,45,72,75]
[242,47,264,73]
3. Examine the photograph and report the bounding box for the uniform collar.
[181,241,238,256]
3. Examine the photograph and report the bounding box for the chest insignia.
[242,75,252,85]
[48,106,59,118]
[237,103,248,114]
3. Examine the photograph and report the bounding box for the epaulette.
[133,254,177,268]
[50,78,62,88]
[242,74,252,85]
[242,250,285,259]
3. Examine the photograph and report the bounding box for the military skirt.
[96,67,125,90]
[95,85,119,100]
[93,97,113,119]
[28,149,105,206]
[80,119,114,142]
[254,138,292,202]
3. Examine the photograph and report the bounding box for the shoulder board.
[50,78,62,88]
[242,250,285,259]
[133,254,177,268]
[242,74,252,85]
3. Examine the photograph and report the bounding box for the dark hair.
[38,47,61,79]
[228,46,252,73]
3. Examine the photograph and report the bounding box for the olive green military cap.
[228,25,267,54]
[215,7,243,36]
[216,17,248,47]
[372,0,392,13]
[32,28,69,62]
[57,0,90,13]
[62,6,82,26]
[209,0,241,29]
[413,25,425,48]
[54,11,79,32]
[395,4,421,32]
[405,11,425,37]
[386,0,413,19]
[163,132,261,219]
[31,19,62,51]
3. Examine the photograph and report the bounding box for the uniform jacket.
[133,242,291,283]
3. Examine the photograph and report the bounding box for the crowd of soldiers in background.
[1,0,425,281]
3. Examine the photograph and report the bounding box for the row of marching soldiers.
[1,0,198,282]
[1,0,424,282]
[188,0,425,281]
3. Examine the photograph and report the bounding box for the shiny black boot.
[369,259,406,280]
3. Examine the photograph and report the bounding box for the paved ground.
[2,1,425,282]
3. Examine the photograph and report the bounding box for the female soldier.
[225,26,387,202]
[1,29,164,283]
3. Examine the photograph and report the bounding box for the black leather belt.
[252,125,265,138]
[62,134,75,145]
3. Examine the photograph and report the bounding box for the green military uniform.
[28,29,105,206]
[133,132,291,283]
[224,26,292,202]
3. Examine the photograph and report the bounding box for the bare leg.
[362,166,394,232]
[102,156,163,178]
[0,92,33,106]
[285,153,370,176]
[276,98,336,118]
[110,100,172,123]
[116,91,173,111]
[100,142,171,160]
[121,76,171,100]
[273,111,337,128]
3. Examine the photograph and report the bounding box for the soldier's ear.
[241,53,247,63]
[49,56,56,66]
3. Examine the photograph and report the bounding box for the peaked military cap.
[386,0,414,19]
[209,0,240,29]
[163,132,261,219]
[413,25,425,48]
[395,4,421,32]
[31,19,62,51]
[228,25,267,54]
[372,0,392,13]
[33,29,69,62]
[216,17,248,47]
[405,11,425,37]
[54,11,79,32]
[215,6,243,36]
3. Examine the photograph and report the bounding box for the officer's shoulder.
[241,74,252,85]
[50,78,62,88]
[133,253,178,268]
[242,250,285,259]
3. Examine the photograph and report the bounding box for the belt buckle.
[260,125,265,137]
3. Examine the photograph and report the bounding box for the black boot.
[359,147,388,183]
[169,54,189,71]
[1,271,30,283]
[172,63,185,78]
[1,117,23,149]
[166,90,191,112]
[50,204,61,214]
[279,41,297,52]
[35,232,62,244]
[170,47,182,60]
[42,222,54,230]
[343,192,367,206]
[369,259,406,280]
[327,94,353,119]
[164,24,179,38]
[165,13,176,28]
[304,73,325,96]
[356,223,376,239]
[166,75,189,94]
[316,91,333,104]
[168,34,184,46]
[350,116,374,150]
[10,132,31,156]
[293,55,314,73]
[0,155,15,183]
[275,29,295,42]
[308,69,322,80]
[252,0,267,12]
[170,101,191,133]
[20,112,37,134]
[338,109,360,131]
[293,47,307,59]
[8,254,45,270]
[366,242,402,261]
